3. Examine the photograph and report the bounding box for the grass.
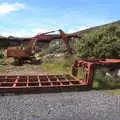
[40,55,76,75]
[0,58,8,73]
[92,69,120,93]
[104,89,120,95]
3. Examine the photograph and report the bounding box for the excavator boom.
[59,29,73,54]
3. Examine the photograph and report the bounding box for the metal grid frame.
[0,59,119,93]
[0,74,88,93]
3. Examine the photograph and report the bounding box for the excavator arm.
[58,29,73,54]
[25,29,73,55]
[25,30,56,55]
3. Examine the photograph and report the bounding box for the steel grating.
[0,74,88,93]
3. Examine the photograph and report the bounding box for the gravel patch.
[0,91,120,120]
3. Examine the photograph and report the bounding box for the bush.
[47,46,65,53]
[93,68,120,89]
[0,49,4,59]
[77,25,120,59]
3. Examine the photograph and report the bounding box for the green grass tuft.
[40,55,76,75]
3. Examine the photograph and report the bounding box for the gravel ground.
[0,91,120,120]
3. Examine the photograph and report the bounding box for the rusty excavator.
[5,29,77,65]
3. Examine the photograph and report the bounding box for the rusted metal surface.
[0,74,88,93]
[72,59,120,88]
[72,59,94,88]
[6,47,27,57]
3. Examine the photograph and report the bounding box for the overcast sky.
[0,0,120,37]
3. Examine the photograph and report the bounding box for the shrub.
[77,25,120,59]
[0,49,4,59]
[47,45,65,53]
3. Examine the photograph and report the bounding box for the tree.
[77,25,120,59]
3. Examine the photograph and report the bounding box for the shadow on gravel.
[0,86,90,96]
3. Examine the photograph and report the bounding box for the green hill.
[73,20,120,37]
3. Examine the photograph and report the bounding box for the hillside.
[73,20,120,37]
